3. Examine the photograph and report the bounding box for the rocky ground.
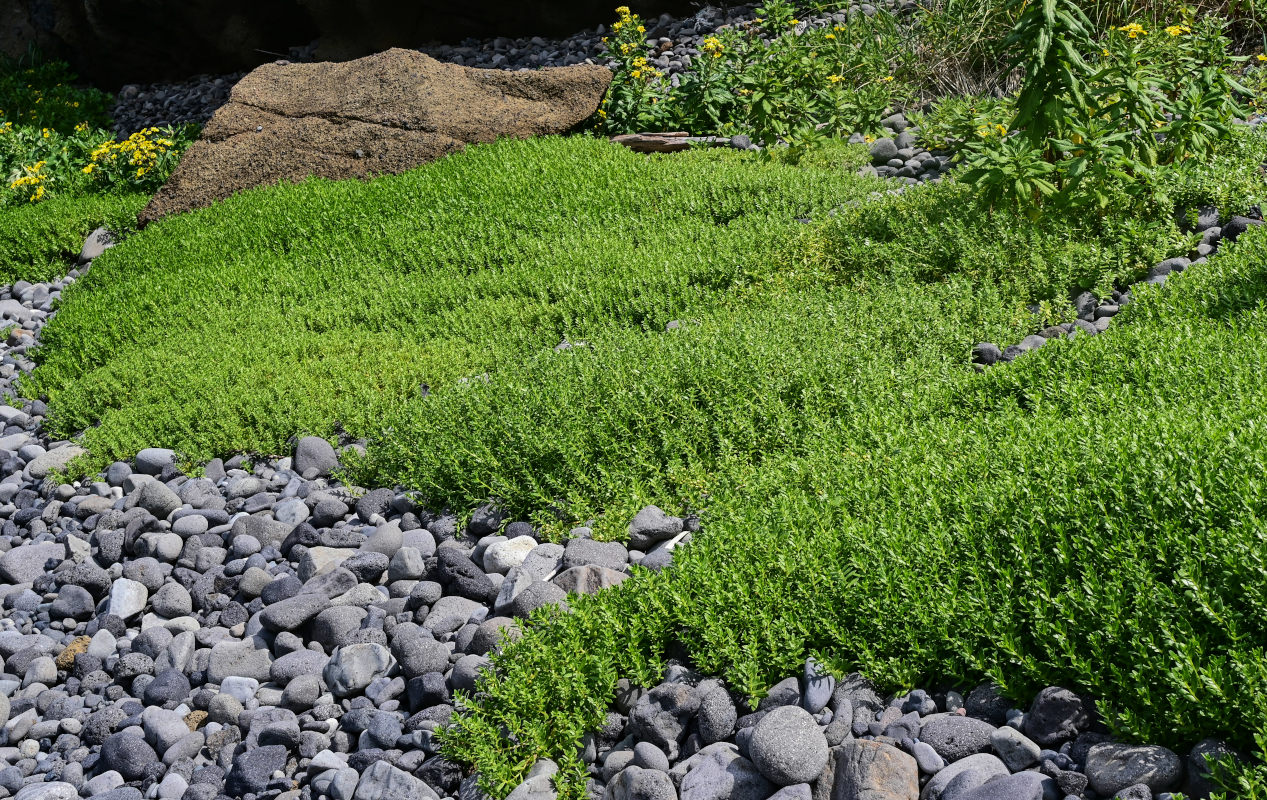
[0,231,692,800]
[561,662,1236,800]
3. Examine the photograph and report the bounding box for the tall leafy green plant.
[1005,0,1097,144]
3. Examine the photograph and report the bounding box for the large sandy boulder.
[138,49,610,224]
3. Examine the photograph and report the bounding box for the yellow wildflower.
[631,69,642,79]
[615,5,630,15]
[995,124,1007,136]
[637,25,645,33]
[82,163,95,173]
[1259,54,1267,62]
[827,75,843,83]
[612,20,623,31]
[789,18,800,25]
[881,75,894,82]
[825,33,835,40]
[1165,24,1190,36]
[702,36,724,56]
[1117,22,1147,38]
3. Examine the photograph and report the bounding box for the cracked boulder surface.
[138,48,612,224]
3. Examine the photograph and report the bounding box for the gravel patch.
[536,662,1237,800]
[0,228,691,800]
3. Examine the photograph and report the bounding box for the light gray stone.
[750,705,829,786]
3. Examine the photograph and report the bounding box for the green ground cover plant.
[21,124,1267,797]
[445,224,1267,796]
[0,192,147,283]
[0,53,196,280]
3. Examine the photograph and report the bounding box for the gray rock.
[452,652,492,693]
[678,743,773,800]
[956,771,1053,800]
[970,342,1004,366]
[989,726,1040,771]
[802,658,835,715]
[505,760,559,800]
[697,687,737,745]
[27,445,86,479]
[920,715,996,762]
[632,742,670,772]
[919,753,1008,800]
[0,541,65,583]
[1084,743,1182,796]
[14,783,77,800]
[49,585,95,619]
[552,565,628,595]
[1023,687,1089,747]
[226,744,288,796]
[749,705,829,785]
[390,627,450,677]
[423,594,485,635]
[870,138,899,164]
[468,616,520,656]
[825,739,918,800]
[135,480,182,519]
[483,536,538,574]
[353,758,440,800]
[106,578,149,619]
[605,766,676,800]
[1111,785,1151,800]
[1220,215,1262,242]
[468,503,506,536]
[388,546,427,581]
[207,639,273,683]
[1184,738,1240,800]
[99,732,158,781]
[151,583,192,618]
[295,437,340,478]
[517,544,565,581]
[963,684,1010,725]
[767,786,811,800]
[135,448,176,475]
[627,506,683,551]
[324,643,394,697]
[509,580,569,617]
[913,741,944,774]
[270,648,329,685]
[261,592,331,631]
[563,538,628,571]
[631,682,700,761]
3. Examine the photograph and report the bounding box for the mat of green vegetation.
[0,193,147,283]
[24,132,1267,797]
[448,225,1267,798]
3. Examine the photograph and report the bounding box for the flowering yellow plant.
[1117,22,1147,38]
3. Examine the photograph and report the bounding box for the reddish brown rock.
[139,48,611,224]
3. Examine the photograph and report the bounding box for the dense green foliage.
[13,7,1267,799]
[0,53,111,133]
[447,226,1267,796]
[0,192,147,283]
[599,0,909,150]
[22,127,1267,798]
[26,136,889,483]
[0,56,195,209]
